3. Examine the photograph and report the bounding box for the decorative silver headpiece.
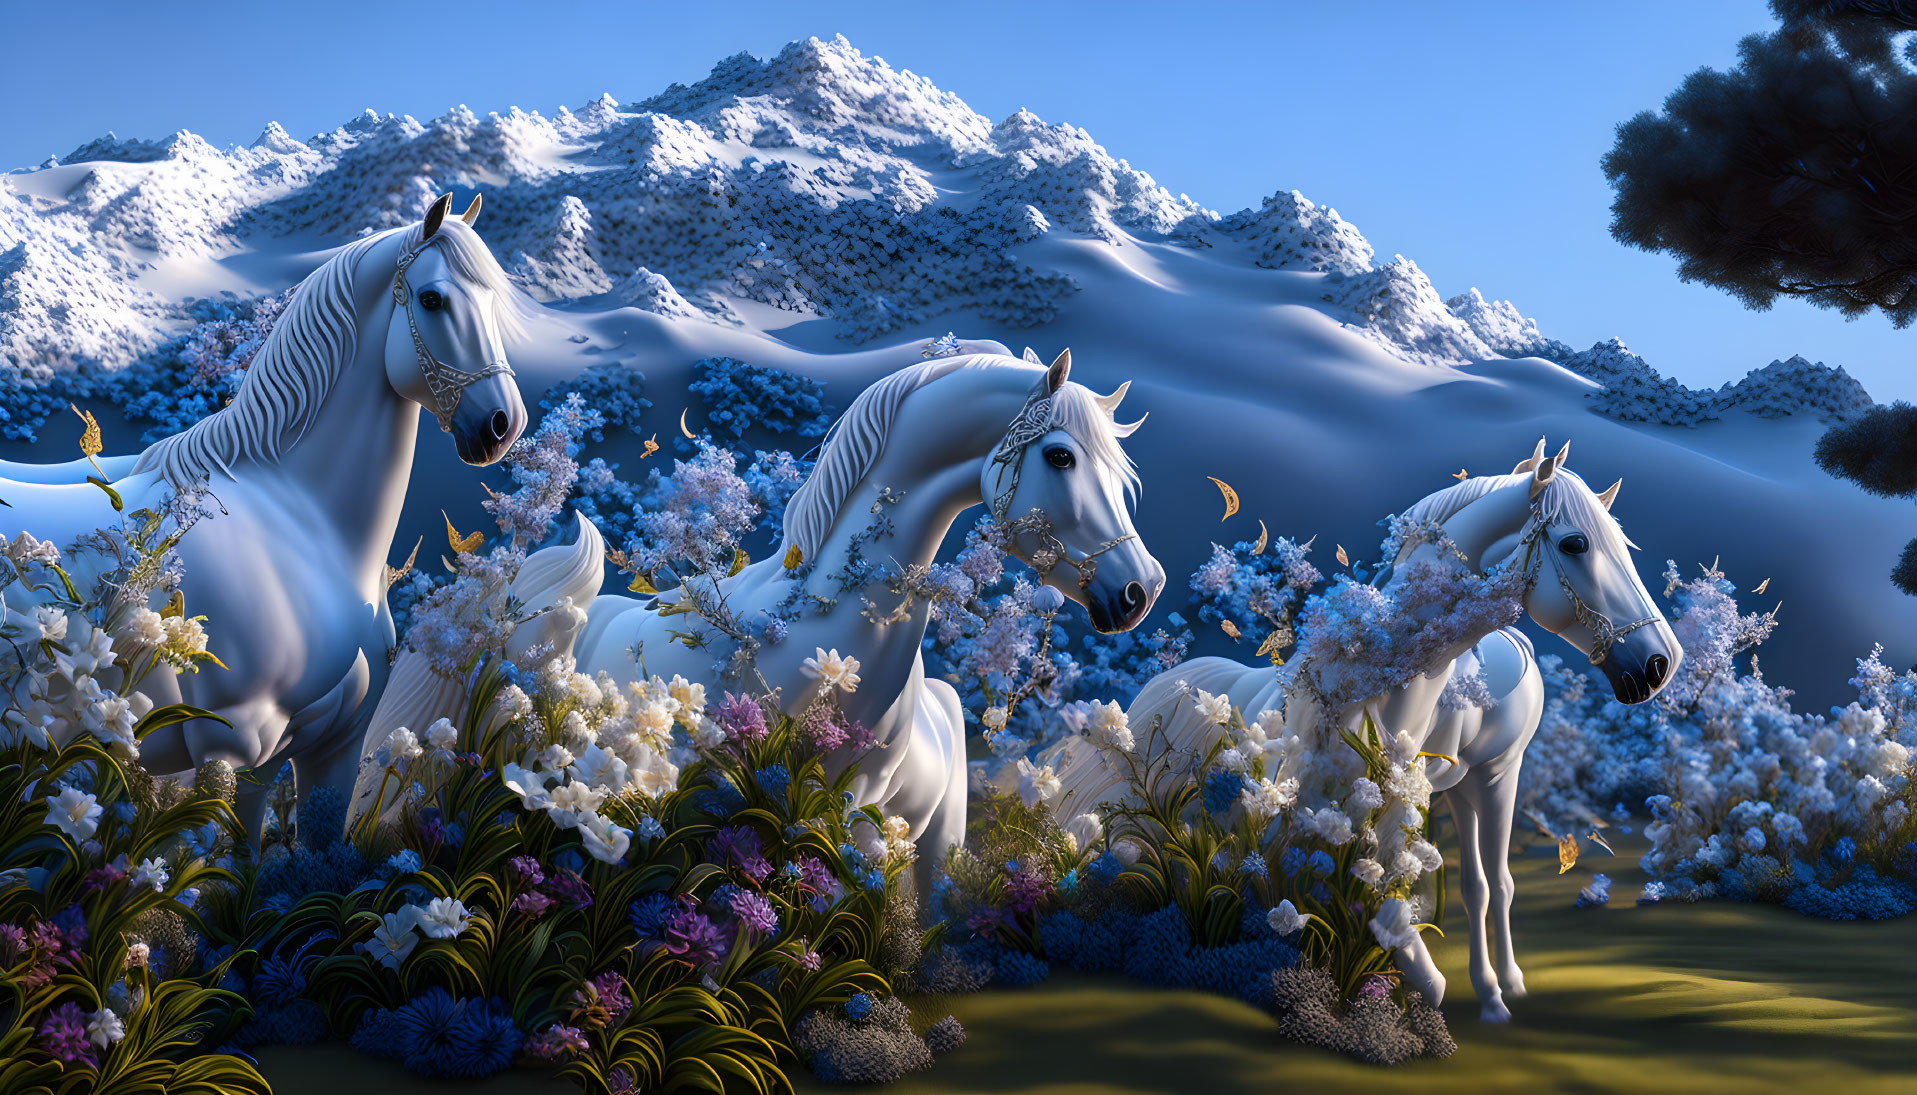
[392,232,514,433]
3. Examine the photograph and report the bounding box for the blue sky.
[6,0,1910,399]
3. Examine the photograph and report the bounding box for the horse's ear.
[1046,348,1071,394]
[1554,439,1571,467]
[460,193,483,226]
[422,193,453,241]
[1597,478,1621,511]
[1022,347,1042,365]
[1512,436,1547,474]
[1529,454,1558,500]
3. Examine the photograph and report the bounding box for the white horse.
[0,194,527,835]
[1049,439,1680,1021]
[366,349,1165,869]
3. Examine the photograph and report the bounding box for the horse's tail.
[347,516,607,824]
[1046,655,1258,821]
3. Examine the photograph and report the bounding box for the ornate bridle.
[391,237,515,433]
[1511,494,1660,666]
[985,382,1136,591]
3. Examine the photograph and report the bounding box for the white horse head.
[380,193,528,465]
[982,349,1165,632]
[1420,437,1681,704]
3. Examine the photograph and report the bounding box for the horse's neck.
[805,373,1024,724]
[1328,482,1535,739]
[251,261,418,599]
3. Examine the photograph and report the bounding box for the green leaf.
[135,703,231,741]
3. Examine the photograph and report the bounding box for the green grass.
[257,823,1917,1095]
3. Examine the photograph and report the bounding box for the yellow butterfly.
[443,511,483,555]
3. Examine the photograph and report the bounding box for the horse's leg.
[913,677,969,895]
[1480,759,1528,1000]
[232,772,273,852]
[1449,778,1506,1021]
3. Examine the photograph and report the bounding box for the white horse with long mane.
[366,349,1166,868]
[1048,439,1681,1021]
[0,194,527,834]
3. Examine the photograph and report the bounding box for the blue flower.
[860,868,885,891]
[1202,769,1248,815]
[387,849,423,875]
[1058,868,1079,896]
[629,893,677,937]
[844,992,874,1021]
[754,764,791,798]
[1306,850,1336,876]
[638,816,666,841]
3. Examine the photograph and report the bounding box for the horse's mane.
[135,218,519,489]
[1398,465,1637,560]
[779,354,1141,561]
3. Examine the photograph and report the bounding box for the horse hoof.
[1480,998,1512,1023]
[1502,974,1529,999]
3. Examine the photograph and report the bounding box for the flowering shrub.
[0,428,263,1089]
[1521,560,1917,918]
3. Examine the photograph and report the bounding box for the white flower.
[667,675,707,719]
[1065,812,1103,851]
[547,780,607,827]
[692,716,728,751]
[1350,857,1385,888]
[1088,700,1134,752]
[425,717,459,749]
[130,857,170,892]
[1347,777,1384,814]
[1307,806,1356,846]
[1192,689,1232,726]
[1240,778,1294,823]
[502,763,553,811]
[1409,839,1444,872]
[1059,702,1092,735]
[385,726,423,762]
[57,621,117,679]
[540,743,575,772]
[1015,757,1061,809]
[982,706,1009,731]
[496,684,535,720]
[632,700,675,746]
[414,897,471,939]
[1254,708,1286,739]
[121,607,167,648]
[45,786,101,841]
[578,811,632,864]
[124,941,150,969]
[7,530,60,568]
[358,909,421,968]
[568,744,631,794]
[801,647,862,694]
[33,605,69,644]
[1112,838,1143,867]
[1216,747,1249,773]
[1266,899,1309,936]
[1368,897,1419,951]
[85,1007,125,1049]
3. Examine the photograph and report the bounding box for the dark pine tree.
[1603,0,1917,591]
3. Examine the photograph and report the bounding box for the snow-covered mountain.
[0,34,1907,703]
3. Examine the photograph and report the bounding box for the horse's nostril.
[488,409,510,442]
[1646,654,1669,690]
[1123,581,1145,610]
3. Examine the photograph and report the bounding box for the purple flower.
[586,971,631,1024]
[843,719,875,752]
[1003,867,1053,915]
[0,923,26,964]
[800,706,849,752]
[662,908,729,968]
[509,891,554,920]
[38,1002,96,1068]
[792,855,835,897]
[730,890,779,939]
[544,871,594,912]
[708,827,773,883]
[81,864,127,895]
[715,692,768,747]
[524,1022,590,1062]
[508,856,545,887]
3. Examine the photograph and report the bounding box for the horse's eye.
[1558,533,1589,556]
[418,289,445,311]
[1044,446,1075,469]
